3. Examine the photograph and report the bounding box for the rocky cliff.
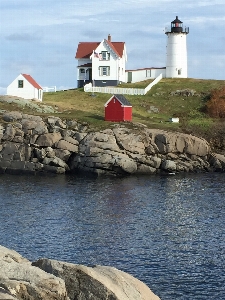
[0,110,224,176]
[0,245,160,300]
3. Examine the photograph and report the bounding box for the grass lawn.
[1,78,224,136]
[42,78,225,134]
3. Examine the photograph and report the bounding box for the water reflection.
[0,173,224,299]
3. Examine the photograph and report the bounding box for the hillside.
[1,78,225,152]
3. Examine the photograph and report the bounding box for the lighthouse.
[165,16,189,78]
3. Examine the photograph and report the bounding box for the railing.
[84,74,163,95]
[42,86,57,92]
[144,74,162,94]
[165,26,189,34]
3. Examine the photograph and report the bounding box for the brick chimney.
[108,34,111,42]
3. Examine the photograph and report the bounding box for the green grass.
[2,78,225,135]
[41,78,225,133]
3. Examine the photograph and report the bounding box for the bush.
[206,87,225,118]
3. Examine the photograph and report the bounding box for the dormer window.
[101,51,110,60]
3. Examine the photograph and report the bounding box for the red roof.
[22,74,42,90]
[75,41,125,59]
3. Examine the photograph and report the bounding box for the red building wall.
[124,106,132,121]
[105,97,132,122]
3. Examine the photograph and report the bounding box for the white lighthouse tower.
[165,16,189,78]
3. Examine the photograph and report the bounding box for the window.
[80,69,85,73]
[178,68,182,75]
[101,51,110,60]
[146,70,151,77]
[99,66,110,76]
[18,80,23,88]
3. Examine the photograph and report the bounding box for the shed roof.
[105,94,132,107]
[22,74,42,90]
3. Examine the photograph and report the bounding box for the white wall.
[92,40,127,83]
[7,74,42,101]
[166,33,188,78]
[125,68,166,83]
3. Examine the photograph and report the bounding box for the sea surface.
[0,172,224,299]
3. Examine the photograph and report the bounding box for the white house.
[7,73,43,101]
[75,34,127,88]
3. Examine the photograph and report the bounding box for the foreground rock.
[0,110,224,175]
[0,245,160,300]
[0,245,68,300]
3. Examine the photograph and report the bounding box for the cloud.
[0,0,225,90]
[5,33,42,42]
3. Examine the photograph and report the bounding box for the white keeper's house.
[75,16,189,88]
[75,34,127,88]
[7,73,43,101]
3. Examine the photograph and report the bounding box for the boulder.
[21,119,48,135]
[32,258,160,300]
[0,245,68,300]
[113,128,146,154]
[2,111,23,122]
[209,153,225,170]
[161,159,176,172]
[36,132,62,147]
[55,139,78,152]
[2,124,16,141]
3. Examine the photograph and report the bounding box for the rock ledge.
[0,245,160,300]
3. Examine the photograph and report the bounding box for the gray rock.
[2,111,23,122]
[54,149,71,162]
[161,160,176,171]
[22,114,43,122]
[42,165,66,174]
[21,119,48,135]
[114,155,137,174]
[63,136,79,146]
[137,164,157,174]
[0,245,69,300]
[2,124,16,141]
[42,157,69,170]
[55,140,78,152]
[74,132,88,142]
[32,258,160,300]
[36,132,62,147]
[210,153,225,169]
[113,128,146,154]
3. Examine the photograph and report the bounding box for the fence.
[42,86,57,92]
[84,74,162,95]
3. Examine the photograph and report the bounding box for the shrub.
[206,87,225,118]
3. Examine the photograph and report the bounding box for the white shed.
[7,74,43,101]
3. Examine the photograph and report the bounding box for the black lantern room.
[166,16,189,34]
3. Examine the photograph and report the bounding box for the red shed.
[104,94,132,122]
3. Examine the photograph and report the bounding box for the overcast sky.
[0,0,225,94]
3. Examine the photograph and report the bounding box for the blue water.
[0,172,224,299]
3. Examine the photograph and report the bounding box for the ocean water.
[0,172,224,299]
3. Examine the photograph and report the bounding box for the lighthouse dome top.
[172,16,183,24]
[165,15,189,34]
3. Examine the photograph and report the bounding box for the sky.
[0,0,225,94]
